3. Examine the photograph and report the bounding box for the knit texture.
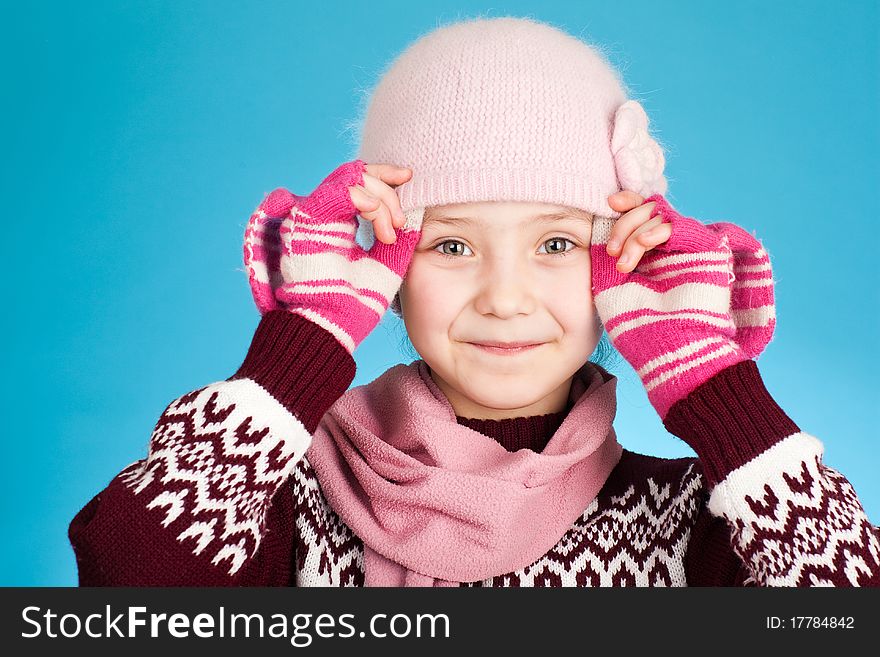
[456,409,568,453]
[306,358,623,586]
[69,315,880,587]
[230,311,355,432]
[243,160,423,354]
[663,359,801,487]
[353,16,667,227]
[591,194,777,419]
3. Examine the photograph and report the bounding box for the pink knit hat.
[352,15,668,230]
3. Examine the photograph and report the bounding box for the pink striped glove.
[243,160,422,355]
[590,194,777,419]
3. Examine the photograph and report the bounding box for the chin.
[460,377,553,410]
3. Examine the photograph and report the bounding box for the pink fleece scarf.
[305,359,623,586]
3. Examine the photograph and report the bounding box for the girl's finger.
[633,215,667,245]
[616,219,663,272]
[608,190,646,213]
[349,184,379,212]
[637,222,672,247]
[362,173,408,229]
[616,243,646,273]
[606,201,657,254]
[364,163,412,188]
[617,223,673,273]
[349,186,396,244]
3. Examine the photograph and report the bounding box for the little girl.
[69,16,879,586]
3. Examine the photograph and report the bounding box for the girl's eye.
[539,237,577,257]
[433,240,473,258]
[432,238,578,259]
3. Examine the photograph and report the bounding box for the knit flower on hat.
[611,100,668,198]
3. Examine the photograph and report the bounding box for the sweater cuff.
[229,310,356,433]
[662,360,800,488]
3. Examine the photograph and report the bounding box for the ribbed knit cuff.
[662,360,801,488]
[456,410,568,453]
[229,310,356,433]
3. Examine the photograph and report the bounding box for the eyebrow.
[423,211,592,228]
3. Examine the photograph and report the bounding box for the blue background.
[3,0,878,586]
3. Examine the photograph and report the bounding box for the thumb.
[260,188,298,218]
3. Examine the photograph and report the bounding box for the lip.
[467,341,545,355]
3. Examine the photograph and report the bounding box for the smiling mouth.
[466,342,545,356]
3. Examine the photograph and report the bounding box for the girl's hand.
[605,190,673,272]
[590,194,777,420]
[349,164,413,244]
[242,160,422,355]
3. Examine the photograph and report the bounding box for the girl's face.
[398,201,602,420]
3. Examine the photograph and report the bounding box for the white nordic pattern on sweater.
[289,453,705,587]
[117,379,880,587]
[708,432,880,586]
[120,379,313,576]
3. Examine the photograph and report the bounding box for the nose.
[472,256,538,319]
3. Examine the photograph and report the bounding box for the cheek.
[537,261,596,330]
[400,258,462,334]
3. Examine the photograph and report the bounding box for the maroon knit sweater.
[69,311,880,586]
